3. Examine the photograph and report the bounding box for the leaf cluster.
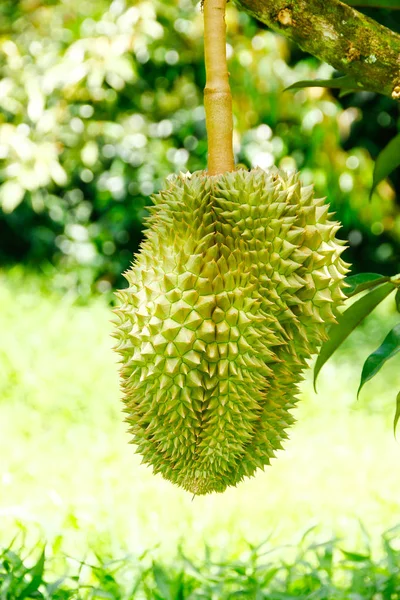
[314,271,400,431]
[4,527,400,599]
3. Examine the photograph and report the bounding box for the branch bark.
[234,0,400,99]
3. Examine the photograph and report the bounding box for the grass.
[0,268,400,562]
[3,528,400,599]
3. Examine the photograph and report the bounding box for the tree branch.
[234,0,400,99]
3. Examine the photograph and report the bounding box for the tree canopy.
[0,0,398,296]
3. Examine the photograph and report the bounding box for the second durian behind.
[114,167,348,495]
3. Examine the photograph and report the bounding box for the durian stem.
[203,0,235,175]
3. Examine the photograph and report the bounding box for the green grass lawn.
[0,268,399,561]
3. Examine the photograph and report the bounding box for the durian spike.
[203,0,235,175]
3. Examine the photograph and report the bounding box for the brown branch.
[234,0,400,99]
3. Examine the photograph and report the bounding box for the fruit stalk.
[203,0,235,175]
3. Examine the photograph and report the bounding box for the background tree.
[0,0,398,297]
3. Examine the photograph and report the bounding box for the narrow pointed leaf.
[344,273,389,297]
[395,289,400,314]
[314,282,395,391]
[338,89,357,98]
[371,133,400,199]
[285,75,361,92]
[152,562,172,600]
[394,391,400,438]
[357,323,400,397]
[18,548,45,599]
[340,549,370,562]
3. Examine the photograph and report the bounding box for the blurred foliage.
[0,0,399,296]
[5,527,400,599]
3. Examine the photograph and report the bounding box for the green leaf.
[338,89,356,99]
[285,75,361,93]
[394,391,400,438]
[395,289,400,314]
[18,548,45,600]
[371,133,400,199]
[45,577,66,596]
[340,549,370,562]
[314,282,395,391]
[344,273,389,297]
[357,324,400,397]
[152,562,172,600]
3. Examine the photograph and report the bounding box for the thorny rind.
[114,168,349,495]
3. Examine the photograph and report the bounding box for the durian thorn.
[203,0,235,175]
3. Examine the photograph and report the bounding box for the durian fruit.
[114,167,348,495]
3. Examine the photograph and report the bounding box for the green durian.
[114,168,348,495]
